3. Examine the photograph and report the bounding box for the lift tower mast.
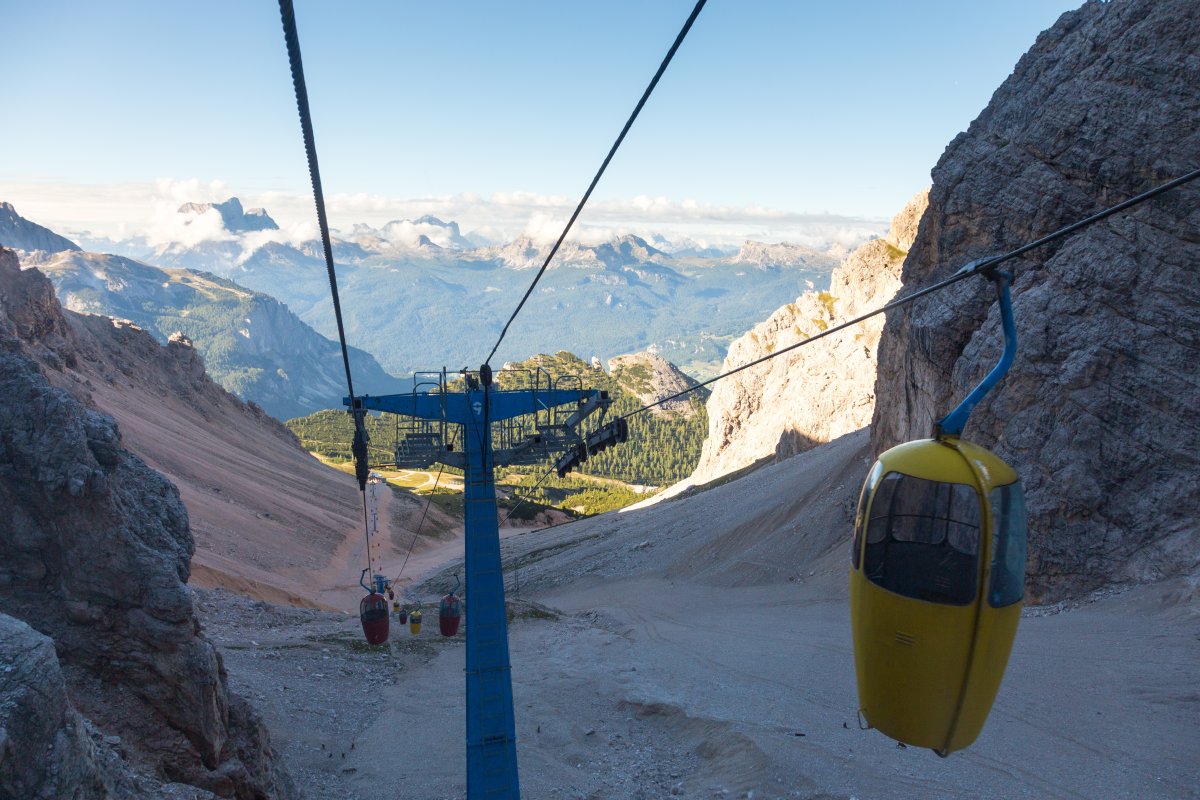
[348,365,610,799]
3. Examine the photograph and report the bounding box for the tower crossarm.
[347,388,603,425]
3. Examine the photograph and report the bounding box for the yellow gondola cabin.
[850,265,1028,756]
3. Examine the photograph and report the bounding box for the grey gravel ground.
[195,433,1200,800]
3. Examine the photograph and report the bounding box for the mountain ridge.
[4,202,409,420]
[0,200,81,254]
[49,197,858,379]
[0,245,295,798]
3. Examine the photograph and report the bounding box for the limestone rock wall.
[690,193,924,484]
[871,0,1200,600]
[0,246,294,799]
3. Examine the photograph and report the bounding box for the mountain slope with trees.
[287,350,709,515]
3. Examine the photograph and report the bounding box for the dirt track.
[201,429,1200,800]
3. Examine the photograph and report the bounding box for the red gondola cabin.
[359,592,390,644]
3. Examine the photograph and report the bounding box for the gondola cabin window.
[863,473,981,605]
[987,482,1027,607]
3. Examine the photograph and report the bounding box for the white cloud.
[142,182,240,248]
[150,204,232,248]
[0,179,889,251]
[377,219,457,249]
[237,221,319,264]
[520,213,568,245]
[154,177,231,206]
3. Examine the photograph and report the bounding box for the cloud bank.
[0,178,889,251]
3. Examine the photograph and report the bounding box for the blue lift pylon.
[347,365,610,799]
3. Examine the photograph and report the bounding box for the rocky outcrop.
[0,246,294,798]
[871,0,1200,600]
[178,198,278,233]
[689,193,923,483]
[0,200,81,255]
[609,351,707,418]
[732,240,834,269]
[0,613,138,799]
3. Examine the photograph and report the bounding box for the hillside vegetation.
[287,351,708,516]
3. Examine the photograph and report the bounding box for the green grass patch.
[816,291,837,318]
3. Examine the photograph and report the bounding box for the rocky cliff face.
[178,198,278,233]
[609,351,707,418]
[872,0,1200,600]
[0,246,294,798]
[689,193,923,483]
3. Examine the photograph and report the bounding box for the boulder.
[0,613,129,799]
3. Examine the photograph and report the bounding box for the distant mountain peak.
[372,215,469,250]
[412,214,458,231]
[177,197,279,233]
[734,240,828,268]
[602,234,666,258]
[0,201,81,254]
[480,232,671,271]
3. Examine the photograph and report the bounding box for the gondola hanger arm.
[935,268,1017,439]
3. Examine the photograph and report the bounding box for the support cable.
[279,0,358,404]
[484,0,707,366]
[500,464,558,527]
[500,464,558,601]
[361,490,376,581]
[279,0,377,585]
[616,166,1200,421]
[391,432,457,587]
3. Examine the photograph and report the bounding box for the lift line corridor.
[346,365,613,797]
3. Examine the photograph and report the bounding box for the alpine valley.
[2,2,1197,798]
[53,197,857,384]
[1,200,413,419]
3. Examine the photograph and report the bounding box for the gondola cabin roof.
[872,437,1018,490]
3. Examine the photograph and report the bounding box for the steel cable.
[617,166,1200,422]
[484,0,708,366]
[279,0,357,402]
[391,432,457,587]
[280,0,381,581]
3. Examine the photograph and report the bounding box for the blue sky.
[2,0,1081,245]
